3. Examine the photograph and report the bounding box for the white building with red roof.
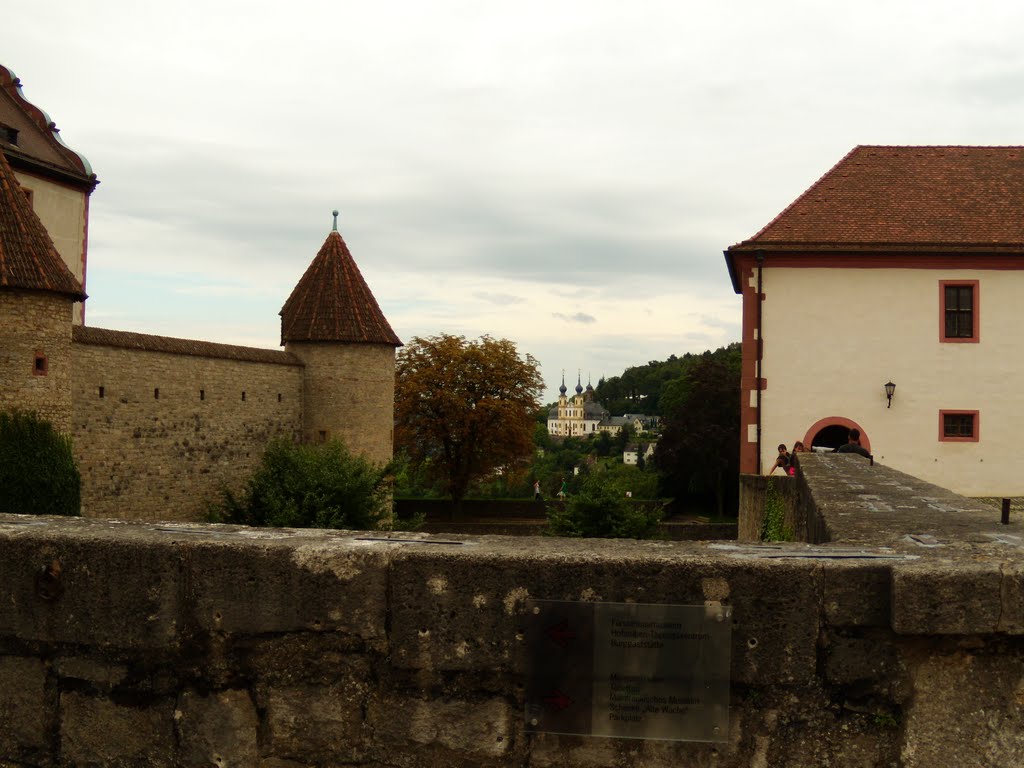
[725,145,1024,496]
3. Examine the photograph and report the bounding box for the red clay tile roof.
[732,146,1024,250]
[0,65,96,189]
[280,230,402,346]
[74,326,302,366]
[0,149,86,299]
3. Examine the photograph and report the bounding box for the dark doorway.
[811,424,849,451]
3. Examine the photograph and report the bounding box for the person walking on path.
[836,429,872,458]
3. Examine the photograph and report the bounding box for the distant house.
[724,145,1024,497]
[623,442,656,466]
[622,413,658,432]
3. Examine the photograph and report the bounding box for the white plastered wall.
[13,170,88,324]
[760,267,1024,497]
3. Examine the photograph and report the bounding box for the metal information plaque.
[525,600,731,742]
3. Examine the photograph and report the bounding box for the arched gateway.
[803,416,871,453]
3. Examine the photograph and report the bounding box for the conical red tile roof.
[280,229,401,346]
[0,148,85,299]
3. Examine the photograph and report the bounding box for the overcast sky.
[7,1,1024,402]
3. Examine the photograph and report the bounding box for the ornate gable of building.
[0,149,85,299]
[0,65,96,190]
[280,224,402,346]
[731,146,1024,251]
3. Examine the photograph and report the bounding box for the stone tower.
[280,216,402,465]
[0,149,86,432]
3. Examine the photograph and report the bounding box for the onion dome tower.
[0,149,85,432]
[280,212,402,464]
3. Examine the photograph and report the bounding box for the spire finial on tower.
[332,210,339,232]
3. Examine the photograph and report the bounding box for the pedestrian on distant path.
[835,428,872,459]
[557,478,568,500]
[768,444,791,476]
[534,480,543,501]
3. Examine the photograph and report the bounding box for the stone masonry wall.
[0,291,74,432]
[286,342,396,465]
[71,341,303,521]
[1,455,1023,768]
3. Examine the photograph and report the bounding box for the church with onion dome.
[546,373,610,438]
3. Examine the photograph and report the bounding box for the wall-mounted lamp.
[884,380,896,408]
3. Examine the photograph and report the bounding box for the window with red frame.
[939,410,979,442]
[940,281,979,342]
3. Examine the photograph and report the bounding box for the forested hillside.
[593,343,741,416]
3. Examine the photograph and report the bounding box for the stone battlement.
[0,456,1022,766]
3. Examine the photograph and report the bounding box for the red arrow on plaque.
[546,619,576,648]
[543,689,573,712]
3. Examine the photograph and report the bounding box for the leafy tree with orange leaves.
[395,334,543,510]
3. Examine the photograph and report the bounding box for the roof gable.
[0,149,85,299]
[280,229,402,347]
[0,65,96,188]
[733,146,1024,249]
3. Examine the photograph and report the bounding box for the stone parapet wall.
[0,291,73,431]
[70,341,304,520]
[1,490,1023,766]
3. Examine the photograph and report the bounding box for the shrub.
[546,473,662,539]
[0,409,80,516]
[213,437,390,530]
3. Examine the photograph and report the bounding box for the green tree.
[654,344,741,517]
[395,334,543,510]
[215,437,390,529]
[0,409,80,516]
[546,472,662,538]
[614,423,635,454]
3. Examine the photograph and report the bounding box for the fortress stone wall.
[287,342,396,466]
[0,455,1022,767]
[1,74,402,525]
[0,292,74,432]
[69,328,305,521]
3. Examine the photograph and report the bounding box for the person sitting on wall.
[835,428,872,459]
[788,440,808,475]
[768,443,791,476]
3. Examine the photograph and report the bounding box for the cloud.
[473,291,526,305]
[552,312,597,324]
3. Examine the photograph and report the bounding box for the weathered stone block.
[366,695,511,761]
[176,688,258,767]
[185,536,388,640]
[892,563,1002,634]
[60,691,176,766]
[822,632,899,687]
[823,561,891,627]
[0,656,48,762]
[238,635,370,687]
[998,561,1024,634]
[388,541,821,686]
[0,525,181,649]
[53,656,128,691]
[901,646,1024,767]
[261,682,369,763]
